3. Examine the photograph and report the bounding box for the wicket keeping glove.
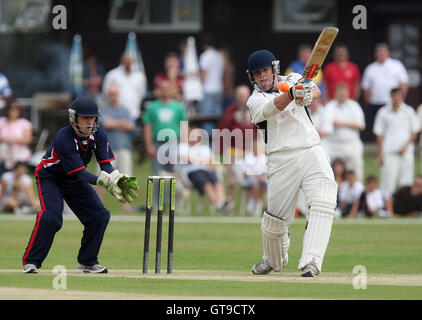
[117,176,140,203]
[97,170,124,202]
[288,80,314,107]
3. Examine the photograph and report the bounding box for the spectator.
[331,158,347,218]
[153,52,184,101]
[217,85,257,202]
[199,34,224,136]
[285,44,326,100]
[142,80,187,175]
[338,170,364,217]
[373,88,420,201]
[220,48,236,111]
[0,100,33,175]
[361,43,409,136]
[386,176,422,217]
[351,175,386,218]
[325,83,365,181]
[218,85,257,153]
[103,53,147,123]
[178,127,232,214]
[100,84,135,213]
[0,162,40,214]
[83,48,105,100]
[323,43,361,101]
[242,137,267,216]
[309,96,333,153]
[0,72,12,111]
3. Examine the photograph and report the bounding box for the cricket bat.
[280,27,339,91]
[302,27,339,83]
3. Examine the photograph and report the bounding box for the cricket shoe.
[301,262,319,277]
[251,260,273,275]
[22,264,38,274]
[77,263,108,274]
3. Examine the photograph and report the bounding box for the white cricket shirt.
[199,49,224,93]
[325,99,365,142]
[103,65,147,120]
[247,73,320,154]
[373,102,420,154]
[361,58,408,105]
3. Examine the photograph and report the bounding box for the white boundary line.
[1,214,422,225]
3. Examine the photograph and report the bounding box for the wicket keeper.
[22,97,139,274]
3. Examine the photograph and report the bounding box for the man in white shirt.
[309,96,333,154]
[103,53,147,122]
[373,88,420,200]
[325,83,366,181]
[361,43,409,138]
[199,35,224,136]
[246,50,337,278]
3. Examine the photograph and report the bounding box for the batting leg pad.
[298,180,337,272]
[261,211,290,272]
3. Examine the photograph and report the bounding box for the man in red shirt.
[323,44,361,101]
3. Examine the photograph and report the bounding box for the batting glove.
[97,170,124,202]
[288,81,314,107]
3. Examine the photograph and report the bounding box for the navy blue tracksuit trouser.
[22,174,110,268]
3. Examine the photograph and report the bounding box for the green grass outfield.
[1,215,422,300]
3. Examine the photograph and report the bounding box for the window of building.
[109,0,202,32]
[273,0,336,32]
[0,0,50,33]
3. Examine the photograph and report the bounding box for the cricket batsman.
[22,97,139,274]
[246,50,337,277]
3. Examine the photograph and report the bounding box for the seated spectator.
[0,162,40,214]
[338,170,364,217]
[178,127,232,214]
[153,52,184,101]
[350,175,386,218]
[325,83,365,181]
[100,84,135,213]
[242,137,267,216]
[332,158,346,217]
[386,176,422,217]
[0,99,33,175]
[0,72,12,111]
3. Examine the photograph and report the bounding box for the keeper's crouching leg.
[298,180,337,273]
[261,211,290,271]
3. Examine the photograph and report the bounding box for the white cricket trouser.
[326,139,364,181]
[267,145,335,225]
[380,148,414,198]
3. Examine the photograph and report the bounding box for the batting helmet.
[246,50,280,90]
[68,97,100,137]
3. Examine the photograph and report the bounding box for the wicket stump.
[142,176,176,274]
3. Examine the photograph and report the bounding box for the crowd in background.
[0,34,421,218]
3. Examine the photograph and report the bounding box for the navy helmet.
[68,97,100,137]
[246,50,280,90]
